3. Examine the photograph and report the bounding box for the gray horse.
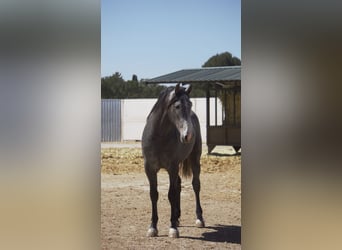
[142,83,205,238]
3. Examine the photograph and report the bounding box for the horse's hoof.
[195,219,205,228]
[168,228,179,238]
[147,227,158,237]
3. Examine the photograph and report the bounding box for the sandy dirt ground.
[101,145,241,249]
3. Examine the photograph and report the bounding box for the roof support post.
[206,84,210,129]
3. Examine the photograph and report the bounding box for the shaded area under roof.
[144,66,241,84]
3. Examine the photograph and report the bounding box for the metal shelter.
[144,66,241,154]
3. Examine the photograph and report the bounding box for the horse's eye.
[175,104,181,109]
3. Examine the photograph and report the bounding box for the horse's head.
[167,83,194,143]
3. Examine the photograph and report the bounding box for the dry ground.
[101,145,241,249]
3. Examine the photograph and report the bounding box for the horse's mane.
[147,86,189,121]
[147,87,173,120]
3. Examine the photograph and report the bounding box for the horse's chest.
[157,141,193,162]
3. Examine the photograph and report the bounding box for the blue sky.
[101,0,241,80]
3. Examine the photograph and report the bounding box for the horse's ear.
[175,83,181,94]
[186,84,192,95]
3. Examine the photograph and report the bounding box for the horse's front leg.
[168,168,180,238]
[145,165,159,237]
[175,175,181,226]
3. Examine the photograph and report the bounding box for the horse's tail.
[180,158,192,178]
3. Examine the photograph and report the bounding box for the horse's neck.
[149,111,174,136]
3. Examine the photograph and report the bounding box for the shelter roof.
[144,66,241,85]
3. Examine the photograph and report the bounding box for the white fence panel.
[121,99,156,141]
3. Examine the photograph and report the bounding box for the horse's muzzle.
[181,132,193,143]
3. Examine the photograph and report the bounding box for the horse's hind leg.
[192,161,205,227]
[145,165,159,237]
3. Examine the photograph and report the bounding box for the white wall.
[121,99,155,141]
[121,98,222,143]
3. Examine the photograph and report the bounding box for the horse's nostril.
[184,133,192,142]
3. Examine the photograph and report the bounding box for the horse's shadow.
[180,224,241,244]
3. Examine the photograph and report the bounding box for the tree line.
[101,51,241,99]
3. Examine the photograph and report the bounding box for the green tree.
[131,74,138,82]
[202,51,241,67]
[101,72,126,98]
[101,72,167,99]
